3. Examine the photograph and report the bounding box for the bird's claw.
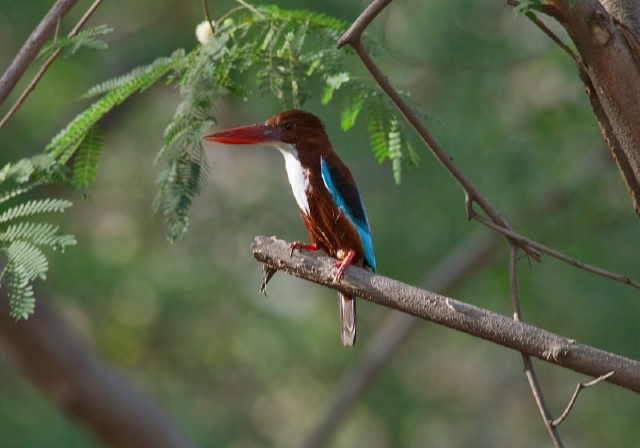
[332,261,347,284]
[288,241,318,257]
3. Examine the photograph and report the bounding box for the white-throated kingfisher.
[204,109,376,346]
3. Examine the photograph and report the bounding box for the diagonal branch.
[337,2,540,261]
[0,0,106,130]
[0,0,81,108]
[472,211,640,290]
[252,235,640,393]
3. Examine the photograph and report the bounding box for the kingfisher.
[204,109,376,346]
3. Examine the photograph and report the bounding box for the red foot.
[289,241,318,257]
[333,249,356,284]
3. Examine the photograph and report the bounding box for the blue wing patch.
[321,157,376,271]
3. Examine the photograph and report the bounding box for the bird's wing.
[320,157,376,271]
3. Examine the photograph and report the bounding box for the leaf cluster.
[0,156,76,319]
[45,5,424,244]
[12,3,427,316]
[149,5,424,241]
[38,25,113,60]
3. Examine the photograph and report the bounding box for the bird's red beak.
[204,123,279,145]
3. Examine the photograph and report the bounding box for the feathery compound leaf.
[366,98,392,163]
[0,198,72,223]
[81,48,187,99]
[47,49,187,161]
[38,25,113,61]
[72,125,103,189]
[5,240,48,281]
[341,89,367,131]
[5,266,35,320]
[322,72,350,105]
[0,184,38,205]
[0,153,57,184]
[1,222,76,249]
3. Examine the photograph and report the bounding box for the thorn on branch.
[552,371,615,427]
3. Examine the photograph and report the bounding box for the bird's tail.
[339,293,356,346]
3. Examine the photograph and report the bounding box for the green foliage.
[46,5,423,244]
[47,49,187,162]
[38,25,113,60]
[3,5,428,315]
[71,126,103,189]
[0,155,76,319]
[153,5,421,240]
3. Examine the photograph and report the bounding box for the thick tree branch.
[302,163,604,448]
[0,293,198,448]
[252,236,640,393]
[0,0,81,108]
[302,230,499,448]
[543,0,640,216]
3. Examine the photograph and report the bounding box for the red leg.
[333,249,356,284]
[288,241,318,257]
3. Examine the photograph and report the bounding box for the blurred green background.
[1,0,639,446]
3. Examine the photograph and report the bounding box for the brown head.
[204,109,330,151]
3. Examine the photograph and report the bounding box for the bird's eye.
[283,122,295,131]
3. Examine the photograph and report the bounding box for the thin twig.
[337,6,540,261]
[0,0,105,131]
[235,0,265,19]
[253,236,637,392]
[217,6,245,26]
[552,371,615,426]
[201,0,215,33]
[506,0,580,62]
[472,211,640,290]
[0,0,81,108]
[510,244,564,448]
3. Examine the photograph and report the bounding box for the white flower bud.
[196,20,215,45]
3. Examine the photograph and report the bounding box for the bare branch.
[336,0,394,48]
[252,235,640,393]
[472,211,640,290]
[0,0,81,108]
[0,0,105,130]
[510,244,564,447]
[552,371,615,426]
[0,293,198,448]
[338,4,540,260]
[201,0,215,34]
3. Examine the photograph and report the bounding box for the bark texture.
[546,0,640,215]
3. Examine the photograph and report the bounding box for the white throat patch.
[271,142,311,215]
